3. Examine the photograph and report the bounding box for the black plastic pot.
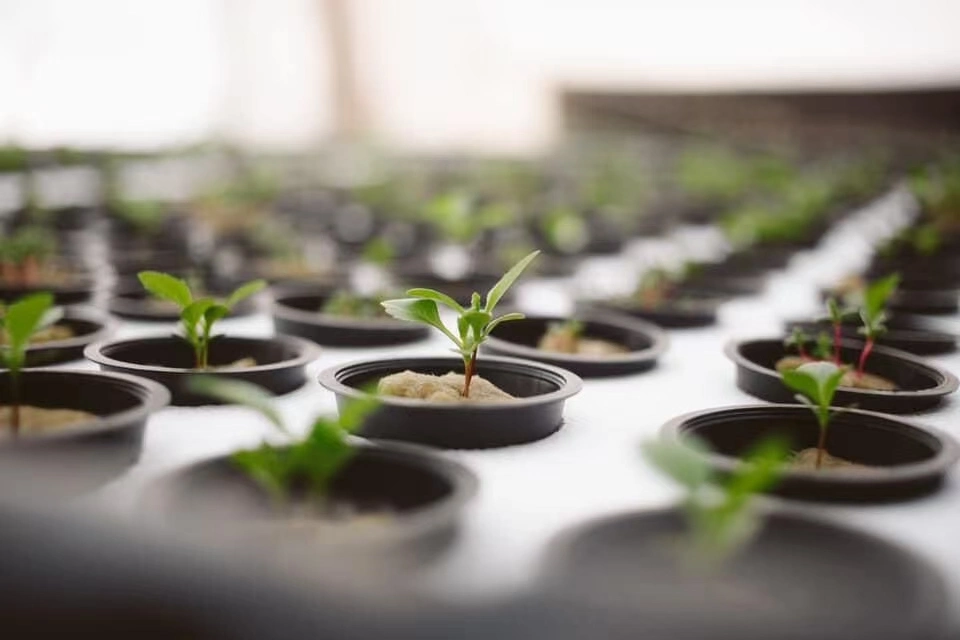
[483,312,668,377]
[541,508,950,640]
[584,294,721,329]
[660,404,959,502]
[784,316,957,356]
[107,287,259,322]
[725,338,959,413]
[0,275,96,306]
[85,335,318,406]
[0,369,169,499]
[151,440,477,565]
[19,307,115,367]
[319,356,583,449]
[271,288,429,348]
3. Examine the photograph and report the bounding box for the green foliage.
[0,226,56,267]
[782,361,844,431]
[0,293,62,374]
[813,331,833,361]
[381,251,539,395]
[111,200,165,235]
[541,206,587,253]
[642,435,788,563]
[361,237,395,266]
[858,273,899,340]
[784,327,810,355]
[424,190,478,243]
[138,271,266,369]
[189,377,378,507]
[320,291,385,318]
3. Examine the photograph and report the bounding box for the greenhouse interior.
[2,1,960,638]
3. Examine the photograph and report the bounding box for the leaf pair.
[189,377,378,506]
[858,273,899,339]
[642,435,787,563]
[781,361,844,430]
[138,271,265,368]
[0,293,62,373]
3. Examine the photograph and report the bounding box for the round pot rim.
[22,306,117,356]
[270,290,425,332]
[659,403,960,482]
[483,311,669,365]
[318,354,583,410]
[150,438,479,541]
[724,336,960,398]
[540,503,949,628]
[784,317,956,346]
[84,334,320,375]
[1,368,170,445]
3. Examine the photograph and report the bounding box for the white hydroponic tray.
[66,187,960,620]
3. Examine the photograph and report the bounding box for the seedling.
[781,361,845,469]
[784,327,811,360]
[381,250,539,397]
[0,293,62,434]
[138,271,266,370]
[642,435,787,564]
[856,274,899,378]
[0,227,57,286]
[189,377,377,508]
[825,297,846,364]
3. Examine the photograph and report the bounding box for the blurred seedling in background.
[382,250,539,397]
[138,271,266,370]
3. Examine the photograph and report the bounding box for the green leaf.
[484,250,540,312]
[3,293,55,349]
[461,309,492,339]
[863,274,899,319]
[335,394,380,434]
[724,437,788,499]
[382,298,461,346]
[226,279,266,309]
[642,437,711,490]
[406,288,464,313]
[181,299,216,331]
[203,304,231,326]
[781,361,844,412]
[188,377,287,434]
[138,271,192,308]
[484,312,525,336]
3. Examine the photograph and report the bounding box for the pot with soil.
[482,312,668,377]
[271,286,430,348]
[0,369,169,499]
[8,306,115,367]
[152,440,477,566]
[85,335,317,406]
[540,508,950,639]
[660,404,958,501]
[725,338,958,413]
[320,355,581,449]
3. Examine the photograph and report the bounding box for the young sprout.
[781,361,845,469]
[189,377,377,507]
[138,271,266,370]
[381,250,539,398]
[784,326,811,360]
[642,435,787,564]
[813,331,833,362]
[0,293,62,434]
[361,237,395,267]
[856,274,899,378]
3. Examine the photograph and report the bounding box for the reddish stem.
[857,338,874,378]
[462,349,478,397]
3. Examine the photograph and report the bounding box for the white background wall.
[1,0,959,153]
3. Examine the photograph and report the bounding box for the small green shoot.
[642,435,787,564]
[784,326,811,360]
[381,250,539,397]
[189,377,377,508]
[813,331,833,361]
[781,361,845,469]
[0,227,57,286]
[857,274,899,377]
[0,293,62,434]
[825,297,847,364]
[138,271,266,370]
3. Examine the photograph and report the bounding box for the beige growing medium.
[378,371,514,404]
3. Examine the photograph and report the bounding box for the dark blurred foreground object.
[541,508,952,640]
[0,503,592,640]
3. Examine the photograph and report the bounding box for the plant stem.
[816,426,826,469]
[857,338,874,378]
[461,348,478,397]
[10,373,20,437]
